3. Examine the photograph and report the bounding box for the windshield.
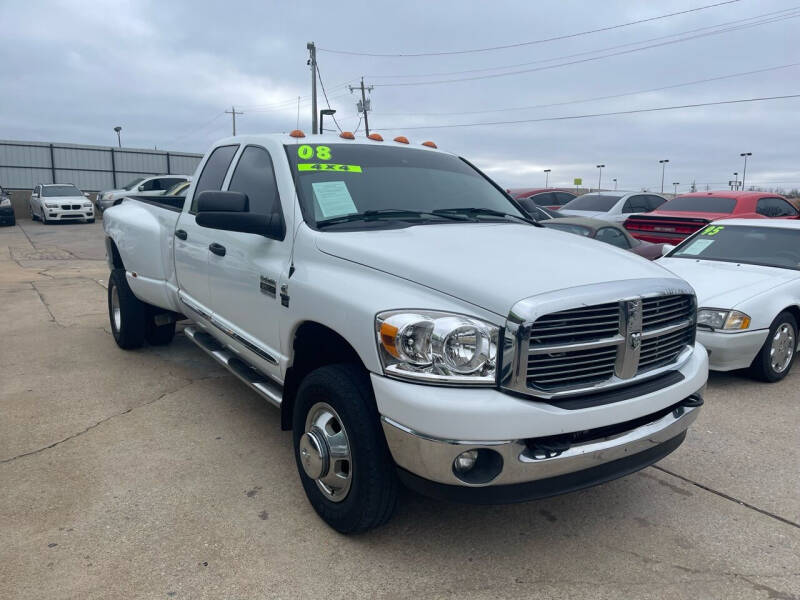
[42,185,81,197]
[543,222,592,236]
[561,194,620,212]
[659,196,736,213]
[670,225,800,270]
[123,177,145,190]
[285,143,524,228]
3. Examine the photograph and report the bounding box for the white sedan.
[558,191,666,223]
[659,219,800,381]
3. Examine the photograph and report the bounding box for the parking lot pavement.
[1,219,798,600]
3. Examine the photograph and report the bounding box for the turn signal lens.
[724,311,751,330]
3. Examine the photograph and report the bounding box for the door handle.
[175,229,188,240]
[209,242,226,257]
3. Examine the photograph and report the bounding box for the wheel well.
[781,305,800,329]
[107,238,124,269]
[281,321,366,430]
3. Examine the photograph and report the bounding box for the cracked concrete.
[1,218,799,600]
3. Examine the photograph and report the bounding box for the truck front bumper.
[373,344,707,503]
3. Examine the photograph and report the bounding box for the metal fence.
[0,139,203,192]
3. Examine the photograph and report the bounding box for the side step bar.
[184,325,283,408]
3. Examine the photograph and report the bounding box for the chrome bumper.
[382,398,701,489]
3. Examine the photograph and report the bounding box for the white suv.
[30,184,94,224]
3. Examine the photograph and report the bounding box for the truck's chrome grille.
[526,294,695,393]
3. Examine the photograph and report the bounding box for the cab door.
[174,144,239,319]
[204,144,290,379]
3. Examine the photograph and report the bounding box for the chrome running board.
[184,325,282,408]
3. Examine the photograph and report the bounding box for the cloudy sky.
[1,0,798,192]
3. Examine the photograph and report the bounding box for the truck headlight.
[697,308,751,330]
[376,311,498,385]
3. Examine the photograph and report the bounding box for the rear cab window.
[190,145,239,213]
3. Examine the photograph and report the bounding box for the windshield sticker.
[701,225,724,236]
[298,163,362,173]
[312,181,358,218]
[680,238,715,255]
[297,144,332,160]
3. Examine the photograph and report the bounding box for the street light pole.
[659,159,669,193]
[596,164,605,191]
[672,182,679,195]
[733,172,738,191]
[740,152,752,191]
[543,169,551,188]
[612,178,617,190]
[114,126,122,148]
[319,109,336,134]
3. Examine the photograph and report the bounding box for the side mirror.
[195,190,285,240]
[661,244,675,257]
[84,192,90,198]
[137,185,145,192]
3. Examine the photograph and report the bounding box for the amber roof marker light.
[422,141,437,148]
[393,136,409,144]
[368,133,384,141]
[289,130,305,138]
[340,131,355,139]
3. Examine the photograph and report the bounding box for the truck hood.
[658,257,800,308]
[315,223,679,317]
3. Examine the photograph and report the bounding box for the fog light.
[454,450,479,473]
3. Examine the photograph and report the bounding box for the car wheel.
[108,268,146,349]
[41,210,49,225]
[750,311,797,382]
[293,364,398,533]
[30,205,38,221]
[145,311,176,346]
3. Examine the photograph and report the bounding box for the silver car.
[96,175,190,212]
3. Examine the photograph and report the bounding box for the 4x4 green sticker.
[701,225,724,236]
[297,163,362,173]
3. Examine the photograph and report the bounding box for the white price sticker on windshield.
[312,181,358,218]
[680,238,715,256]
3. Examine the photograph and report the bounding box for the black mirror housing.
[196,209,285,241]
[196,190,248,213]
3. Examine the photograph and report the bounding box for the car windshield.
[659,196,736,213]
[164,182,187,196]
[285,143,526,228]
[561,194,620,212]
[670,225,800,270]
[123,177,145,190]
[42,185,81,197]
[543,222,592,236]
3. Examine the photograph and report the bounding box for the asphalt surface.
[1,218,798,600]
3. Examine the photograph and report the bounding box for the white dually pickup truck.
[102,132,708,533]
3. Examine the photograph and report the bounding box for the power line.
[318,0,740,57]
[162,112,226,147]
[316,62,343,132]
[366,6,799,81]
[374,62,800,117]
[371,10,800,87]
[379,93,800,131]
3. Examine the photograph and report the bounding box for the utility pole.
[596,164,605,191]
[658,159,669,193]
[225,106,243,136]
[349,78,373,136]
[543,169,551,188]
[307,42,318,134]
[740,152,752,191]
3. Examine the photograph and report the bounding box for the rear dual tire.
[108,268,175,349]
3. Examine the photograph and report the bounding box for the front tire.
[293,364,398,533]
[750,311,797,382]
[108,268,146,349]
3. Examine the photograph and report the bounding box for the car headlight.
[0,198,10,207]
[697,308,751,330]
[44,202,58,208]
[376,310,498,385]
[83,202,92,208]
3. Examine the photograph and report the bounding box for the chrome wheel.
[769,322,795,374]
[300,402,352,502]
[110,284,122,332]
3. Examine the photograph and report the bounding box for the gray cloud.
[1,0,797,192]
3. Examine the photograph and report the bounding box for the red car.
[624,191,799,244]
[507,188,577,211]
